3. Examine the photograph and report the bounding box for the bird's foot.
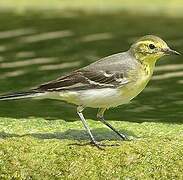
[68,141,119,149]
[90,140,120,150]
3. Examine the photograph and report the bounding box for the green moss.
[0,118,183,179]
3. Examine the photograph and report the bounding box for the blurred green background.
[0,1,182,179]
[1,0,183,17]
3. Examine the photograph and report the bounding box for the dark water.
[0,11,182,123]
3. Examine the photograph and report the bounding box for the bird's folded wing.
[36,70,130,91]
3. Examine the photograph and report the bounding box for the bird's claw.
[90,140,120,149]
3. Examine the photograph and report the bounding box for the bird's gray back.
[83,51,139,73]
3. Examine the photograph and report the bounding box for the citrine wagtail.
[0,35,180,148]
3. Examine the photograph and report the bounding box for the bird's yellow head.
[130,35,180,63]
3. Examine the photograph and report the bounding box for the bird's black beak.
[162,48,181,56]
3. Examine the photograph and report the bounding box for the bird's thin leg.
[77,106,103,149]
[97,108,128,140]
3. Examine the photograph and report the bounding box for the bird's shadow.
[0,128,137,142]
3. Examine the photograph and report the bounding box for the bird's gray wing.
[36,52,137,92]
[36,69,130,92]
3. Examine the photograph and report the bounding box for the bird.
[0,35,180,148]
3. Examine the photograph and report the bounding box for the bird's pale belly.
[47,75,151,108]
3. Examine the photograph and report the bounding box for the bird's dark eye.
[149,44,156,49]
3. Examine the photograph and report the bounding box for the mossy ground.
[0,117,183,179]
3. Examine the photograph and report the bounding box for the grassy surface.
[0,117,183,179]
[0,7,182,179]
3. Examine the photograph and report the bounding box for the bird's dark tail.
[0,90,45,101]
